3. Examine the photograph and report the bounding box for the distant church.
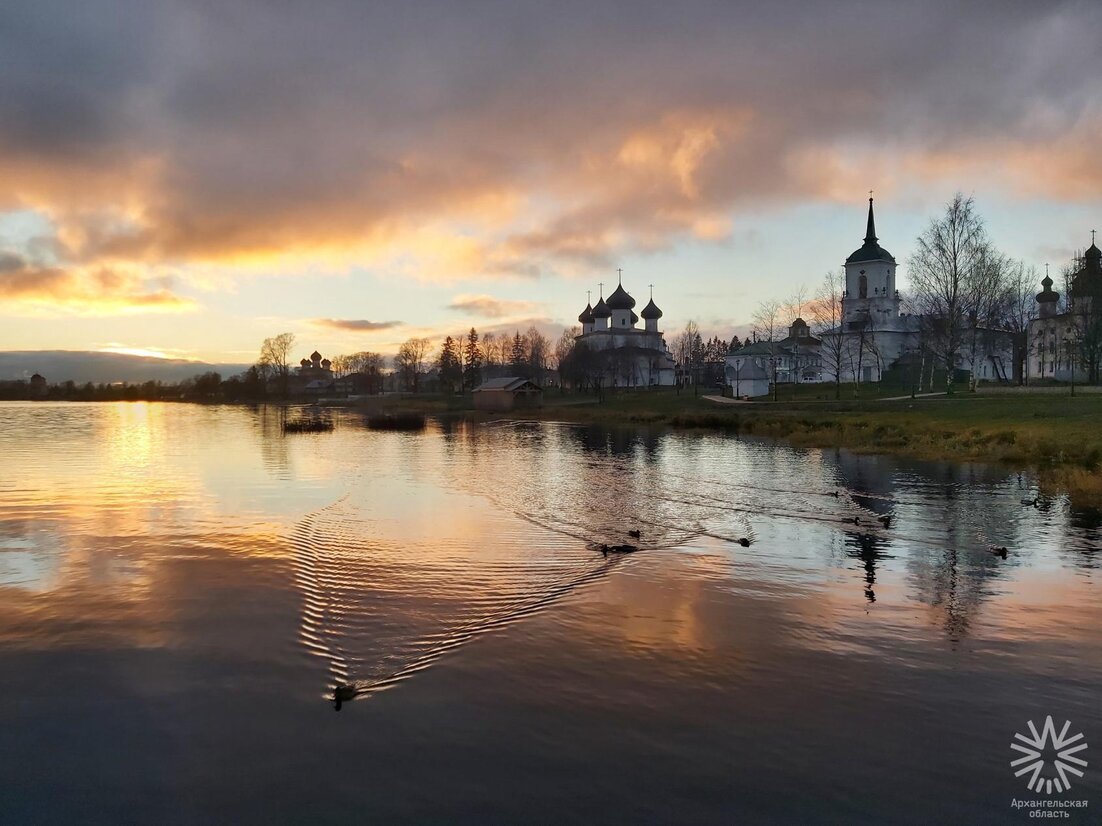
[573,274,677,387]
[1026,235,1102,383]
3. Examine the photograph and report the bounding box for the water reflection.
[0,403,1099,822]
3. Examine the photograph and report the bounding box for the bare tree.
[998,261,1037,384]
[526,327,551,385]
[259,332,295,397]
[811,270,845,399]
[908,193,995,393]
[752,300,781,400]
[394,337,430,392]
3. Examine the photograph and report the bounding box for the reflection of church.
[574,274,677,387]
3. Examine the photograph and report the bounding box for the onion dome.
[606,282,636,310]
[310,350,322,362]
[321,359,332,368]
[640,297,663,320]
[591,296,611,318]
[1037,272,1059,304]
[300,358,311,367]
[578,303,594,324]
[846,198,895,264]
[1086,242,1101,264]
[630,310,639,325]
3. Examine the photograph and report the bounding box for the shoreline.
[8,390,1101,504]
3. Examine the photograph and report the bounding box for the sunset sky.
[1,0,1100,364]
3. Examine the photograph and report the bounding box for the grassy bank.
[345,388,1102,503]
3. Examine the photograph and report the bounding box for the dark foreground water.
[0,402,1099,824]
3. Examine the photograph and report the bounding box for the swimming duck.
[333,683,356,711]
[989,546,1008,559]
[628,529,641,539]
[737,537,751,547]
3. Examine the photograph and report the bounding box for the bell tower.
[843,197,899,326]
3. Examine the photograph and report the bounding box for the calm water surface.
[1,402,1099,824]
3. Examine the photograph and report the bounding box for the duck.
[989,546,1008,559]
[877,515,893,528]
[333,683,357,711]
[628,529,641,539]
[601,543,639,554]
[1020,497,1038,507]
[737,537,751,547]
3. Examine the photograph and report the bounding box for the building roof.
[310,350,322,361]
[591,296,611,318]
[640,297,663,319]
[606,282,636,310]
[845,198,895,264]
[1086,242,1101,262]
[473,377,541,392]
[578,302,594,324]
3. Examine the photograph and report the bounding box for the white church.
[573,275,677,387]
[726,197,1015,395]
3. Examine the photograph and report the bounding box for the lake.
[0,401,1098,824]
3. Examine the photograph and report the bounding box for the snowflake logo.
[1010,716,1089,794]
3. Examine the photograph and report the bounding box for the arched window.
[859,274,868,299]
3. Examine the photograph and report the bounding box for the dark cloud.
[0,0,1099,280]
[310,318,403,331]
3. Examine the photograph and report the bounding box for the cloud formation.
[0,252,193,314]
[446,294,542,319]
[0,0,1099,308]
[310,318,404,332]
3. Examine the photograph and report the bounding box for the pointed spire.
[617,267,623,285]
[865,196,877,244]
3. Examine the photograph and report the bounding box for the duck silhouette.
[989,546,1008,559]
[877,514,893,528]
[1020,497,1038,507]
[333,683,356,711]
[628,529,641,539]
[737,537,751,547]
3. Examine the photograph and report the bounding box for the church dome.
[591,297,611,318]
[846,198,895,264]
[606,282,636,310]
[578,303,594,324]
[630,310,639,325]
[310,350,322,362]
[640,298,663,320]
[1037,272,1059,304]
[1086,242,1101,263]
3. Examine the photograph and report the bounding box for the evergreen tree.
[510,331,526,371]
[463,327,483,390]
[437,336,462,392]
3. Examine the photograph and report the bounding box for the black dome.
[606,282,636,310]
[591,297,611,318]
[640,298,663,319]
[1086,243,1101,261]
[578,303,594,323]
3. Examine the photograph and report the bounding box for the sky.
[1,0,1100,364]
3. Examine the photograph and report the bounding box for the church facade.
[820,199,1013,387]
[572,277,677,387]
[1026,238,1102,383]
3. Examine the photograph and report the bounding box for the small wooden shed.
[472,377,543,411]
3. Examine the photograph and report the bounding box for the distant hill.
[0,351,251,385]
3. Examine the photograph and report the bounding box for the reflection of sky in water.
[0,402,1099,823]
